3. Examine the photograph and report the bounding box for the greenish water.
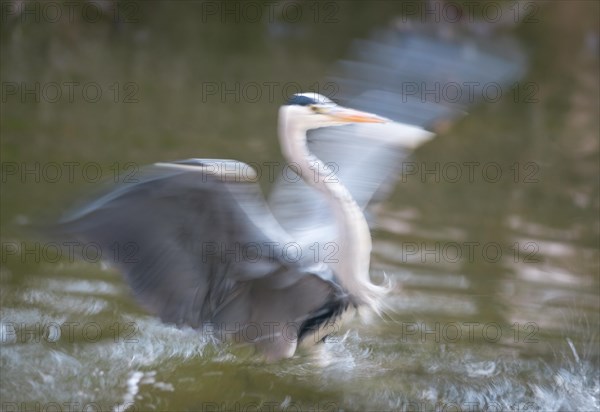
[1,1,598,411]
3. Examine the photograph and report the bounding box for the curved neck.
[278,109,384,310]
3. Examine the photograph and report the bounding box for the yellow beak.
[328,107,388,124]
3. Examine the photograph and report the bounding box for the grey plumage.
[57,160,351,359]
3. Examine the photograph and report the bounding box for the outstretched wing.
[55,160,338,332]
[268,24,526,249]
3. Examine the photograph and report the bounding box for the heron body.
[56,93,433,360]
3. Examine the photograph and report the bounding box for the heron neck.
[280,118,383,310]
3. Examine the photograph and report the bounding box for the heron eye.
[311,105,319,113]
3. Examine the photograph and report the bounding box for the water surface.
[1,2,598,411]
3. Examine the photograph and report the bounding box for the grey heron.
[55,92,434,360]
[51,21,526,360]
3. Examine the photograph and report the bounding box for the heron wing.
[55,159,338,330]
[268,25,525,249]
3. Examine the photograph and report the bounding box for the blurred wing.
[55,159,334,328]
[333,28,526,128]
[268,25,526,248]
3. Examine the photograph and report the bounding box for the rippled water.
[1,2,598,411]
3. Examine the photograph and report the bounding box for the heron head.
[281,92,387,131]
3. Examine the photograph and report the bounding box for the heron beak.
[329,107,388,124]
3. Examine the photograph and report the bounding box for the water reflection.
[1,1,599,411]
